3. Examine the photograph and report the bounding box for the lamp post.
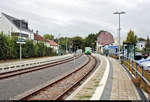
[58,33,61,55]
[113,11,126,62]
[66,37,68,54]
[19,20,22,61]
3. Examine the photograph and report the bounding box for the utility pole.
[19,20,22,61]
[58,33,61,55]
[66,37,68,54]
[113,11,126,62]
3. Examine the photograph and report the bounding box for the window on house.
[21,22,28,29]
[11,33,28,38]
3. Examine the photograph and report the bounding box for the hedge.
[0,33,57,60]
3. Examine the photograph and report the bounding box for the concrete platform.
[66,54,142,100]
[109,57,141,100]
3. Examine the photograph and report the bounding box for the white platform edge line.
[90,56,110,100]
[65,54,103,100]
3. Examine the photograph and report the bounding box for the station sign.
[17,38,26,44]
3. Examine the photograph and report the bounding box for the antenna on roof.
[36,30,39,34]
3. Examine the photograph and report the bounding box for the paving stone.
[109,57,141,100]
[71,55,107,100]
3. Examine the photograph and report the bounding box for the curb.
[90,56,110,100]
[65,54,102,100]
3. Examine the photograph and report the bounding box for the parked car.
[135,52,143,60]
[136,57,150,72]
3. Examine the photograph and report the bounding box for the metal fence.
[122,56,150,87]
[0,54,73,74]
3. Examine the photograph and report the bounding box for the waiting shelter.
[122,42,136,60]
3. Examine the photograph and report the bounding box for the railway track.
[0,54,82,80]
[15,55,97,100]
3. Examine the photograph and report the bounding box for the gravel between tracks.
[24,56,96,100]
[0,55,87,100]
[70,54,107,100]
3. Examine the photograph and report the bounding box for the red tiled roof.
[49,40,58,46]
[34,33,45,41]
[97,31,114,46]
[34,33,58,46]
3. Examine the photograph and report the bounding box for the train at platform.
[84,47,92,55]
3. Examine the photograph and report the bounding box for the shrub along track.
[0,54,82,80]
[16,55,97,100]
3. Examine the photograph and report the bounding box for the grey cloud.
[0,0,150,40]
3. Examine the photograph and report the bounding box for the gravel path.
[0,55,88,100]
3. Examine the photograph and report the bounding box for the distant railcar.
[84,47,92,55]
[76,49,83,54]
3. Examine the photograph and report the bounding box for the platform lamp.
[113,11,126,62]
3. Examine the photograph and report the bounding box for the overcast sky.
[0,0,150,40]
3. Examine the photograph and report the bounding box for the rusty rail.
[17,55,96,100]
[0,54,82,80]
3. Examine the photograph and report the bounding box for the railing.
[121,56,150,87]
[0,54,74,74]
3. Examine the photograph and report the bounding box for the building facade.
[0,13,34,40]
[96,31,114,54]
[34,33,59,51]
[136,41,146,51]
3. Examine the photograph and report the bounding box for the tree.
[84,34,96,51]
[59,37,67,50]
[22,40,35,58]
[71,36,83,52]
[96,30,105,38]
[44,34,54,40]
[138,37,146,41]
[37,42,46,57]
[145,36,150,53]
[0,33,8,59]
[7,36,19,59]
[145,36,150,48]
[125,30,137,44]
[83,30,105,52]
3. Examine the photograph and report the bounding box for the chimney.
[36,30,39,34]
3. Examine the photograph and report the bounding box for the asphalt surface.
[0,55,88,100]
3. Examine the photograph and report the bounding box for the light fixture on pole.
[58,33,61,55]
[113,11,126,62]
[66,37,68,54]
[19,20,22,61]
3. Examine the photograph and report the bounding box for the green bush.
[0,33,57,60]
[0,33,8,60]
[7,36,19,59]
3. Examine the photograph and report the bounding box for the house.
[49,40,59,50]
[136,41,146,50]
[0,13,34,40]
[34,33,47,43]
[34,33,58,50]
[96,31,114,54]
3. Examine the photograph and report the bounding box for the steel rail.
[0,54,82,80]
[18,55,97,100]
[55,55,97,100]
